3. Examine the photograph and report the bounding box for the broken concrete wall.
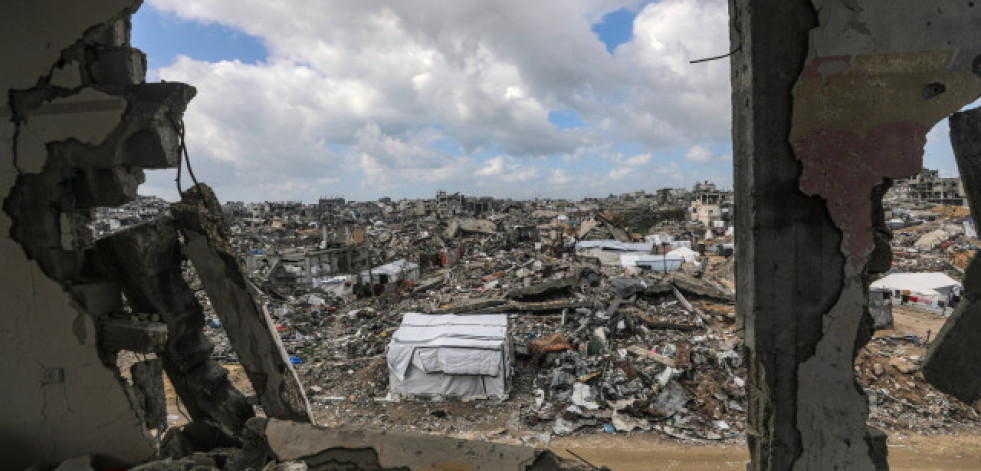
[172,184,313,423]
[0,1,193,467]
[923,108,981,403]
[732,0,981,470]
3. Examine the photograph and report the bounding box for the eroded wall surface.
[733,1,981,470]
[0,1,172,467]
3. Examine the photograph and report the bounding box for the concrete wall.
[1,1,161,467]
[732,1,981,470]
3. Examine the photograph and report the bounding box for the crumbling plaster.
[733,0,981,470]
[0,0,169,467]
[791,2,981,470]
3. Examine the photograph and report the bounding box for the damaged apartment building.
[4,1,981,471]
[885,166,967,207]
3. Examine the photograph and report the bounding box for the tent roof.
[870,272,961,296]
[388,313,509,381]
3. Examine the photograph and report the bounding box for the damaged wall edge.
[0,2,586,469]
[1,1,167,467]
[734,0,981,470]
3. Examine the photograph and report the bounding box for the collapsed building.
[886,167,967,207]
[4,1,981,471]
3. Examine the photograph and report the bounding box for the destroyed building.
[886,167,967,207]
[5,2,981,471]
[688,181,733,229]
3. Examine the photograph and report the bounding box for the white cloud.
[142,0,732,201]
[684,144,731,164]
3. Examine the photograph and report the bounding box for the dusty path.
[551,433,981,471]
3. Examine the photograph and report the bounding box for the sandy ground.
[883,304,949,341]
[550,433,981,470]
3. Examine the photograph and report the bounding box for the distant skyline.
[133,0,962,203]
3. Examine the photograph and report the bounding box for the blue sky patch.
[591,8,636,54]
[132,4,268,69]
[548,110,584,129]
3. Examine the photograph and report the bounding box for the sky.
[132,0,961,203]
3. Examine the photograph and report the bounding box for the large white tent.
[871,272,961,311]
[387,313,511,400]
[870,272,961,297]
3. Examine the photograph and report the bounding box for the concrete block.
[130,359,166,429]
[120,128,180,169]
[72,167,143,208]
[49,61,83,89]
[22,88,126,146]
[98,319,168,354]
[264,419,578,470]
[88,47,146,86]
[14,125,48,174]
[70,282,123,317]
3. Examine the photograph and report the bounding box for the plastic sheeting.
[387,313,511,400]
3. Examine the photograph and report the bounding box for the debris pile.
[100,189,981,446]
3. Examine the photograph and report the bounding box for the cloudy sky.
[133,0,958,203]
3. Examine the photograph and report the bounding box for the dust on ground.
[550,432,981,471]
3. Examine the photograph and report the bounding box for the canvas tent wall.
[359,259,420,291]
[387,313,511,400]
[870,272,962,311]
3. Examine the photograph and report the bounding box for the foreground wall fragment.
[93,219,255,440]
[262,419,586,471]
[923,108,981,403]
[731,1,981,470]
[172,184,314,423]
[0,1,211,466]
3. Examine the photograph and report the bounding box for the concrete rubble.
[87,181,981,458]
[50,418,590,471]
[168,189,753,443]
[8,2,981,470]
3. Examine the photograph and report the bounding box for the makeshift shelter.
[576,240,654,266]
[387,313,511,400]
[359,259,420,294]
[667,246,700,264]
[619,254,683,272]
[870,272,962,310]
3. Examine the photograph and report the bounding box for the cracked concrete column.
[0,1,231,466]
[0,1,169,467]
[924,108,981,403]
[731,1,981,470]
[92,219,255,441]
[172,184,313,423]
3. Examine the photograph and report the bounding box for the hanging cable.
[166,112,202,195]
[167,113,184,195]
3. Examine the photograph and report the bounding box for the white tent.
[387,313,511,400]
[667,246,700,263]
[870,272,961,297]
[871,272,961,311]
[360,259,420,292]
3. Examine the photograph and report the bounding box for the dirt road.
[551,433,981,471]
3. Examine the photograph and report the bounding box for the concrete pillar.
[923,108,981,403]
[732,1,981,469]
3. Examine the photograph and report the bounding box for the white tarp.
[619,254,683,271]
[667,247,700,263]
[360,259,421,287]
[870,272,961,297]
[387,313,511,400]
[576,240,654,252]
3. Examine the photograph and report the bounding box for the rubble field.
[144,200,981,447]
